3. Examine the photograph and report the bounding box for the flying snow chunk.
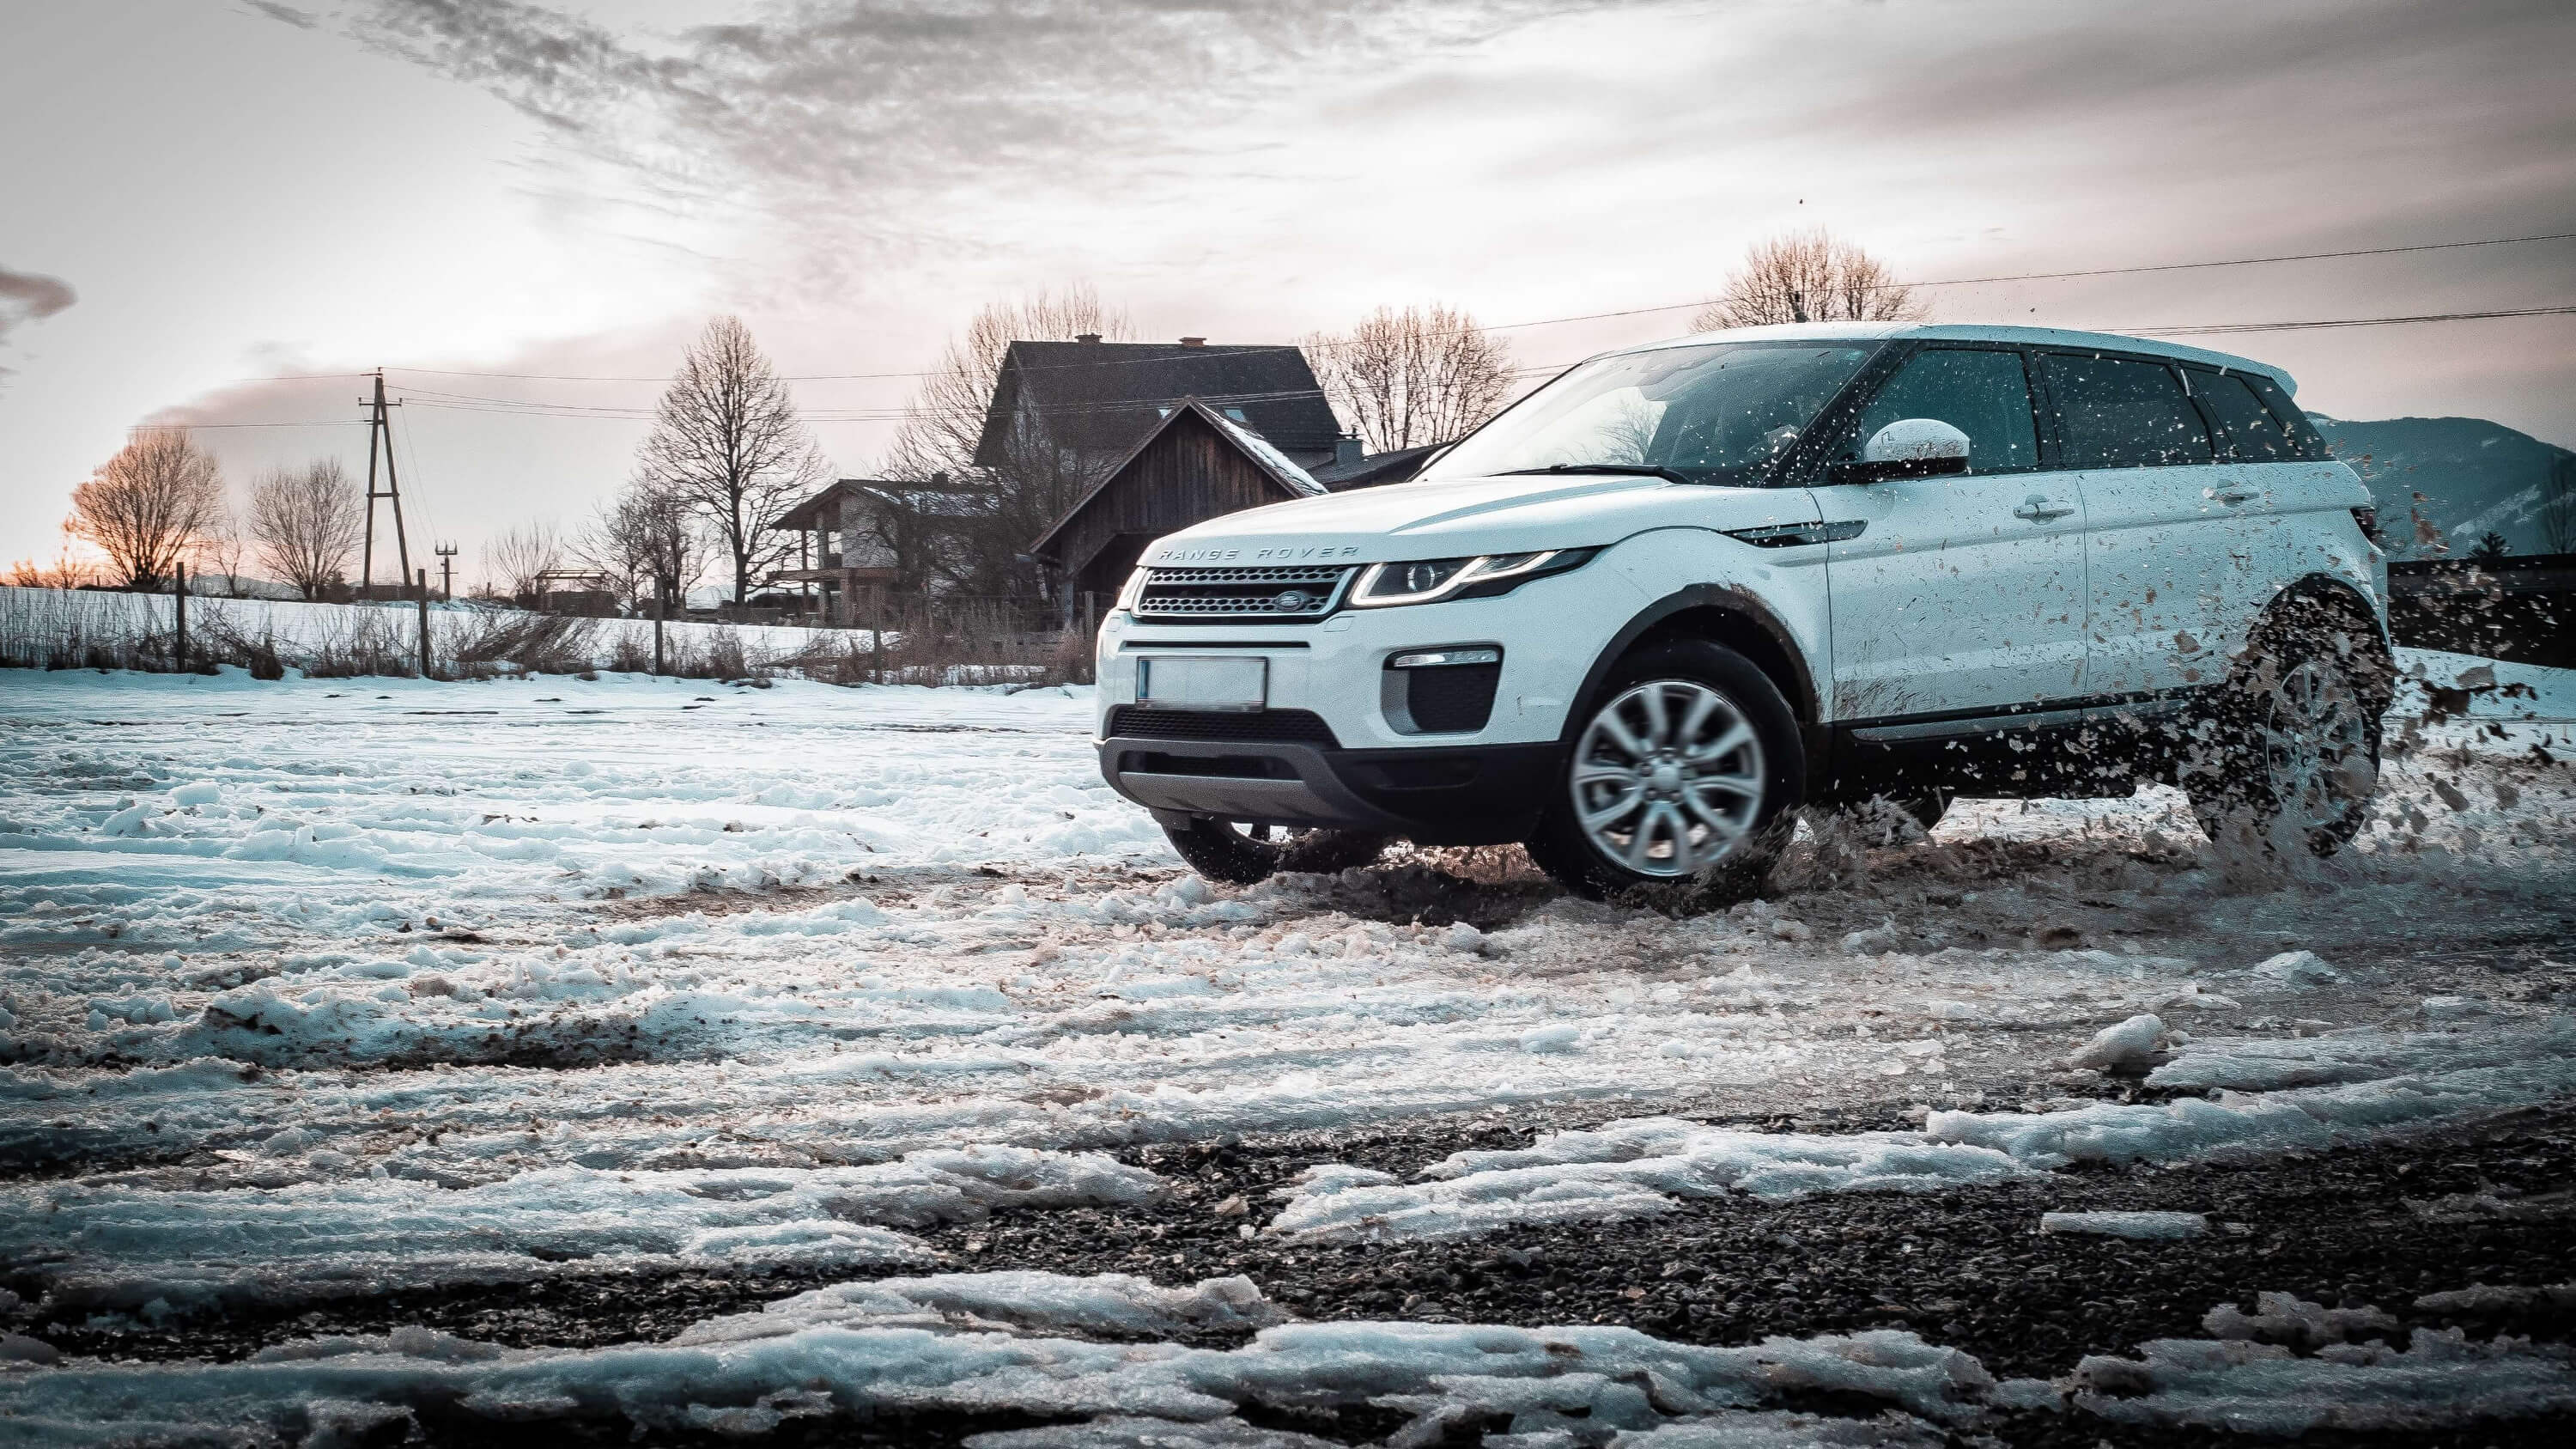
[2065,1014,2168,1074]
[2040,1211,2208,1240]
[2251,951,2342,988]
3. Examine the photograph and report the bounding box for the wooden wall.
[1048,411,1291,595]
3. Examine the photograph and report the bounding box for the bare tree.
[580,482,706,612]
[70,429,227,588]
[883,285,1133,598]
[1303,303,1516,454]
[883,284,1133,484]
[247,459,363,600]
[5,522,102,589]
[2543,455,2576,557]
[195,513,252,597]
[482,521,561,605]
[634,315,829,603]
[1691,228,1927,331]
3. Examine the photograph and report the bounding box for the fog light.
[1389,647,1502,669]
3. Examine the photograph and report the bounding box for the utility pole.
[434,542,459,601]
[357,371,412,600]
[416,568,434,678]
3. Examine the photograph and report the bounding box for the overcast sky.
[3,0,2571,583]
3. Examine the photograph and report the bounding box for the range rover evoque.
[1092,323,2394,900]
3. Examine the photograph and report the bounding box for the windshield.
[1419,341,1880,484]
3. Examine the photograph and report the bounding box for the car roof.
[1606,322,2300,394]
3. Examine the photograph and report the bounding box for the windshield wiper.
[1499,463,1697,485]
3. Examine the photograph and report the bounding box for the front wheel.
[1161,818,1388,886]
[1523,640,1803,904]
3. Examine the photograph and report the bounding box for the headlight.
[1349,549,1595,607]
[1115,568,1147,612]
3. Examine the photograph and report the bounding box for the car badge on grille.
[1273,590,1311,612]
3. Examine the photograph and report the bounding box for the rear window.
[2038,354,2215,468]
[2188,370,2292,460]
[2245,374,2329,460]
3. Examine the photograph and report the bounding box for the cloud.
[264,0,1602,284]
[0,267,76,380]
[240,1,319,28]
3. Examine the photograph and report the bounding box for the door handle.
[2013,495,2075,522]
[2213,486,2260,505]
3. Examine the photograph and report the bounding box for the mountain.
[2307,413,2575,557]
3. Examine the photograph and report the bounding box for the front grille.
[1107,707,1340,747]
[1404,662,1503,733]
[1135,565,1354,622]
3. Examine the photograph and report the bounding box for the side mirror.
[1829,418,1971,484]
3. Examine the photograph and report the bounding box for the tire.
[2182,613,2383,855]
[1161,819,1387,886]
[1524,639,1804,904]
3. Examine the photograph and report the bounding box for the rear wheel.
[1161,818,1388,885]
[2183,629,2382,855]
[1524,640,1803,904]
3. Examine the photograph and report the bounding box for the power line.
[372,304,2573,429]
[2125,303,2576,337]
[129,419,372,429]
[316,228,2576,385]
[135,302,2572,435]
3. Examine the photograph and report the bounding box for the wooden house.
[976,336,1345,475]
[1029,399,1332,600]
[769,476,993,623]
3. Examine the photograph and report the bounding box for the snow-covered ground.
[1,652,2570,1443]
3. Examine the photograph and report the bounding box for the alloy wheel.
[1569,679,1766,878]
[2260,657,2375,835]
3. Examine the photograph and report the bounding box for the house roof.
[1309,442,1443,491]
[773,477,994,531]
[974,341,1341,466]
[1029,398,1325,559]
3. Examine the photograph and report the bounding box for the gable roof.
[1029,398,1324,559]
[974,340,1341,466]
[773,477,994,531]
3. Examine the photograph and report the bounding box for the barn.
[1029,399,1335,601]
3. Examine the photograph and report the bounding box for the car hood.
[1139,472,1822,567]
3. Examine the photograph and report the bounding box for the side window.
[2245,374,2329,460]
[1844,348,2038,474]
[2188,370,2290,460]
[2039,354,2215,468]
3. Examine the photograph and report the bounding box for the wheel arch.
[2254,571,2399,712]
[1566,585,1827,785]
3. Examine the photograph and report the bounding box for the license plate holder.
[1136,655,1267,712]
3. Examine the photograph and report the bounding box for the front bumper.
[1091,564,1642,843]
[1097,734,1561,845]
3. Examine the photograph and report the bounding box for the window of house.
[2040,355,2215,468]
[1844,348,2039,474]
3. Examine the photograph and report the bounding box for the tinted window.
[2040,355,2214,467]
[1846,348,2038,474]
[1422,343,1876,484]
[2245,374,2328,460]
[2188,371,2290,460]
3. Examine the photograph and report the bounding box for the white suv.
[1094,323,2394,899]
